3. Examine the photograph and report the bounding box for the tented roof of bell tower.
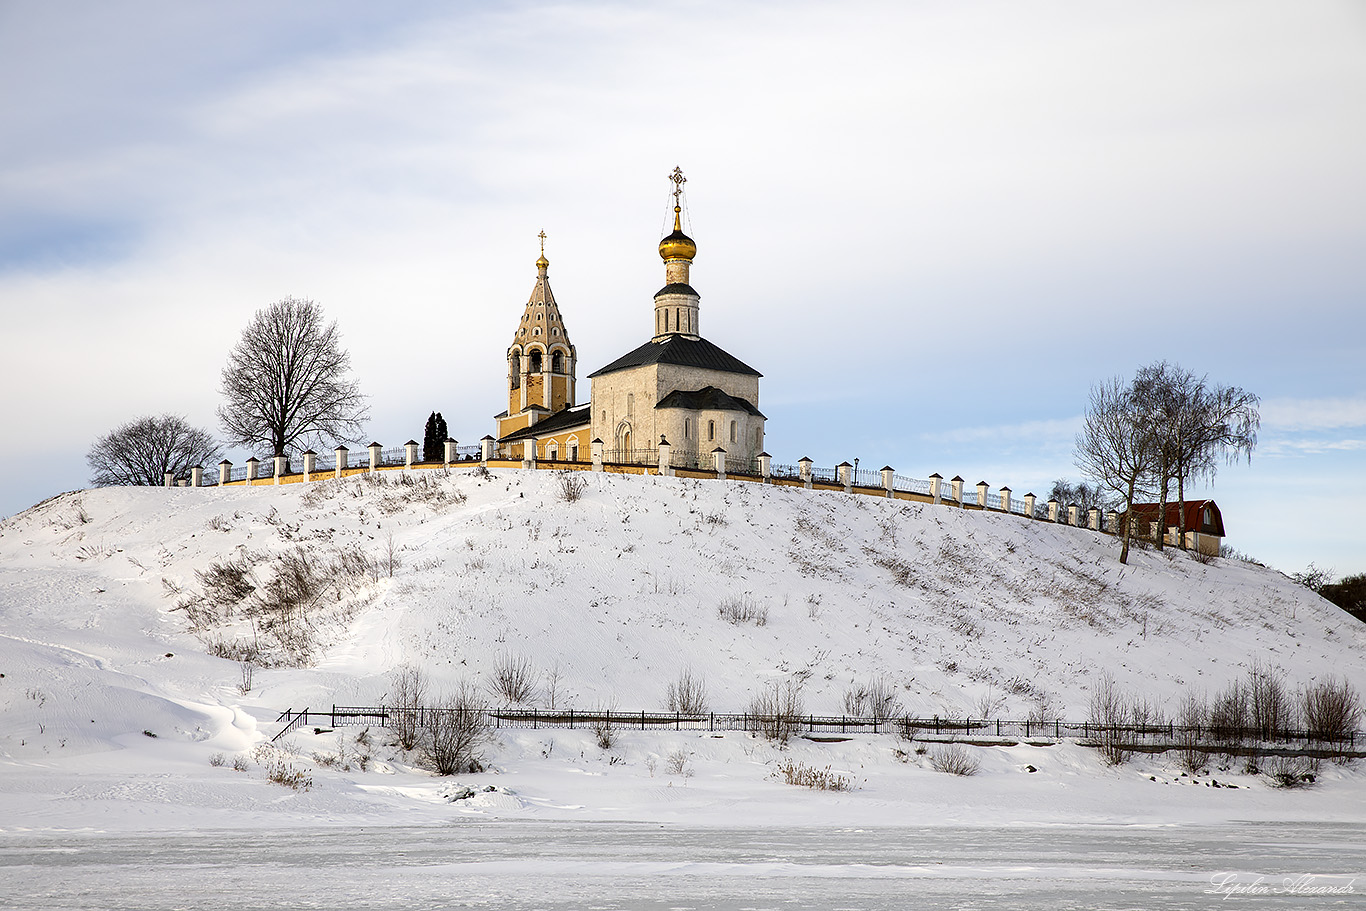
[510,239,574,353]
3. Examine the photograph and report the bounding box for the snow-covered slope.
[1,468,1362,830]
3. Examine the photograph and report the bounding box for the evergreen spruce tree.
[422,412,438,462]
[435,412,449,454]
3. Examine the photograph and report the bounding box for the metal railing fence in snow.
[853,468,883,488]
[809,466,839,485]
[602,449,659,466]
[272,706,1364,753]
[893,475,932,495]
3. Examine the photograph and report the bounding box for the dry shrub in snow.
[1026,691,1058,725]
[972,686,1006,720]
[1247,662,1295,739]
[488,653,538,706]
[748,680,804,743]
[666,668,709,715]
[1089,672,1133,765]
[196,559,256,609]
[593,717,615,751]
[389,664,429,751]
[842,676,902,721]
[871,553,915,588]
[423,683,490,775]
[1209,678,1249,740]
[1301,677,1361,744]
[1266,755,1319,789]
[207,636,260,664]
[187,544,373,666]
[260,750,313,791]
[777,760,853,791]
[929,744,980,776]
[665,750,692,777]
[556,471,587,503]
[1175,689,1210,774]
[718,595,767,626]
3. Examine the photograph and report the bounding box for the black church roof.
[588,335,761,379]
[656,386,765,418]
[654,282,698,298]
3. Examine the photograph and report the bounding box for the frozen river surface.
[3,821,1362,910]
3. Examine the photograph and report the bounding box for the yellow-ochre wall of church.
[526,429,588,462]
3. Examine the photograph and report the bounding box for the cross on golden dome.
[659,167,696,262]
[669,166,686,205]
[536,230,549,269]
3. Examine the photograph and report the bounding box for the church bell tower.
[496,233,578,449]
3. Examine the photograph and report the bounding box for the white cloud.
[1260,395,1366,433]
[1259,437,1366,457]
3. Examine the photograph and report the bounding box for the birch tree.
[1075,376,1157,563]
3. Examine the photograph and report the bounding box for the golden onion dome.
[658,206,697,261]
[536,253,550,269]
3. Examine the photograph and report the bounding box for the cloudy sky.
[2,1,1363,577]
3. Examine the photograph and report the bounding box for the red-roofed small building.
[1123,500,1224,556]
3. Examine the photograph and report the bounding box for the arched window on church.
[684,418,690,439]
[730,420,737,443]
[509,354,521,389]
[708,420,715,441]
[529,350,542,373]
[551,351,563,374]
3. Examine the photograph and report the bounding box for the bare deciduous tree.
[1301,677,1361,744]
[666,668,709,715]
[1133,362,1258,550]
[487,653,537,706]
[389,664,428,751]
[1047,478,1109,515]
[748,679,805,743]
[843,675,902,721]
[423,682,491,775]
[218,298,368,459]
[1075,377,1157,564]
[87,414,222,486]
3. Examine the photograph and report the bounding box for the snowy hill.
[2,467,1363,831]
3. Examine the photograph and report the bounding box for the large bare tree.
[1133,361,1258,549]
[1075,376,1158,564]
[87,414,222,486]
[218,298,368,459]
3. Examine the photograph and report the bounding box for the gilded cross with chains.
[538,230,546,255]
[669,166,686,204]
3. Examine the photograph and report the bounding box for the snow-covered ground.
[2,469,1363,906]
